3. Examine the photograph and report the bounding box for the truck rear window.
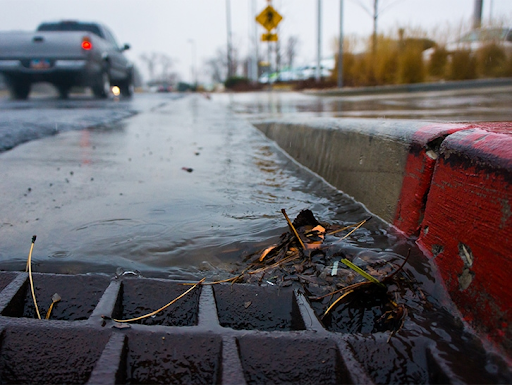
[37,22,104,38]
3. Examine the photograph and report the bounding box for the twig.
[322,290,354,318]
[337,216,372,241]
[309,281,372,300]
[113,278,205,323]
[27,236,41,320]
[201,275,242,285]
[45,293,61,320]
[341,258,386,288]
[382,249,411,282]
[248,252,300,275]
[327,216,372,237]
[281,209,306,250]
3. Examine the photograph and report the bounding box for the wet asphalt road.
[0,92,178,152]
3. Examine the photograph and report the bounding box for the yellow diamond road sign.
[256,5,283,32]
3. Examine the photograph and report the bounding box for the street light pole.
[473,0,483,29]
[316,0,322,83]
[338,0,344,88]
[187,39,196,86]
[226,0,233,79]
[251,0,259,82]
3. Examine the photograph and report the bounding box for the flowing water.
[0,93,510,382]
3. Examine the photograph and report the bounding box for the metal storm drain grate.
[0,271,510,384]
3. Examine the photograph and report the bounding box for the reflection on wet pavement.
[216,86,512,122]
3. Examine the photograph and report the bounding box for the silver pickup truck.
[0,21,133,99]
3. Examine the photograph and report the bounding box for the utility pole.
[316,0,322,83]
[251,0,259,82]
[187,39,196,86]
[338,0,344,88]
[372,0,378,53]
[473,0,483,30]
[226,0,233,79]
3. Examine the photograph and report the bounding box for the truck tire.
[7,78,31,100]
[56,84,70,99]
[119,72,133,98]
[92,69,110,99]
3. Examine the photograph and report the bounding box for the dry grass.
[332,20,512,87]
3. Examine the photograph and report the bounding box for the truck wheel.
[119,78,133,98]
[92,69,111,99]
[56,85,70,99]
[8,79,31,100]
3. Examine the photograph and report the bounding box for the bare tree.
[286,36,300,68]
[139,52,159,81]
[157,53,174,82]
[205,47,227,83]
[349,0,404,52]
[205,40,244,83]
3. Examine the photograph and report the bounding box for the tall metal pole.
[187,39,196,85]
[372,0,378,53]
[473,0,483,29]
[226,0,233,79]
[316,0,322,83]
[252,0,259,82]
[337,0,344,88]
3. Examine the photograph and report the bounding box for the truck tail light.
[81,37,92,50]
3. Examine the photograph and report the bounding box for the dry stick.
[310,281,372,301]
[281,209,306,250]
[383,249,411,283]
[248,253,300,275]
[27,236,41,320]
[113,278,205,323]
[336,216,372,241]
[45,293,61,320]
[327,222,362,236]
[322,290,354,319]
[327,216,371,236]
[203,275,242,285]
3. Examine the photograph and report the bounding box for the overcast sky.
[1,0,511,83]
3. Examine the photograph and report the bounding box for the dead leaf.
[259,245,277,262]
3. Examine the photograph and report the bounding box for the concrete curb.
[417,124,512,354]
[306,77,512,96]
[253,118,512,354]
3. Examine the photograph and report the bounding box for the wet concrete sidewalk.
[0,94,376,277]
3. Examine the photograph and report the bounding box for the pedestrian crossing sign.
[256,5,283,32]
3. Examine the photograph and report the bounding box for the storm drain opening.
[237,335,349,385]
[1,273,110,321]
[122,331,222,384]
[315,284,395,334]
[0,272,17,293]
[346,333,433,384]
[213,284,306,331]
[112,278,201,326]
[0,325,110,384]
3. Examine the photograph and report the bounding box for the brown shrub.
[397,43,425,84]
[448,50,477,80]
[428,46,449,77]
[476,43,507,77]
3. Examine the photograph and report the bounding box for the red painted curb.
[393,124,466,236]
[416,126,512,354]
